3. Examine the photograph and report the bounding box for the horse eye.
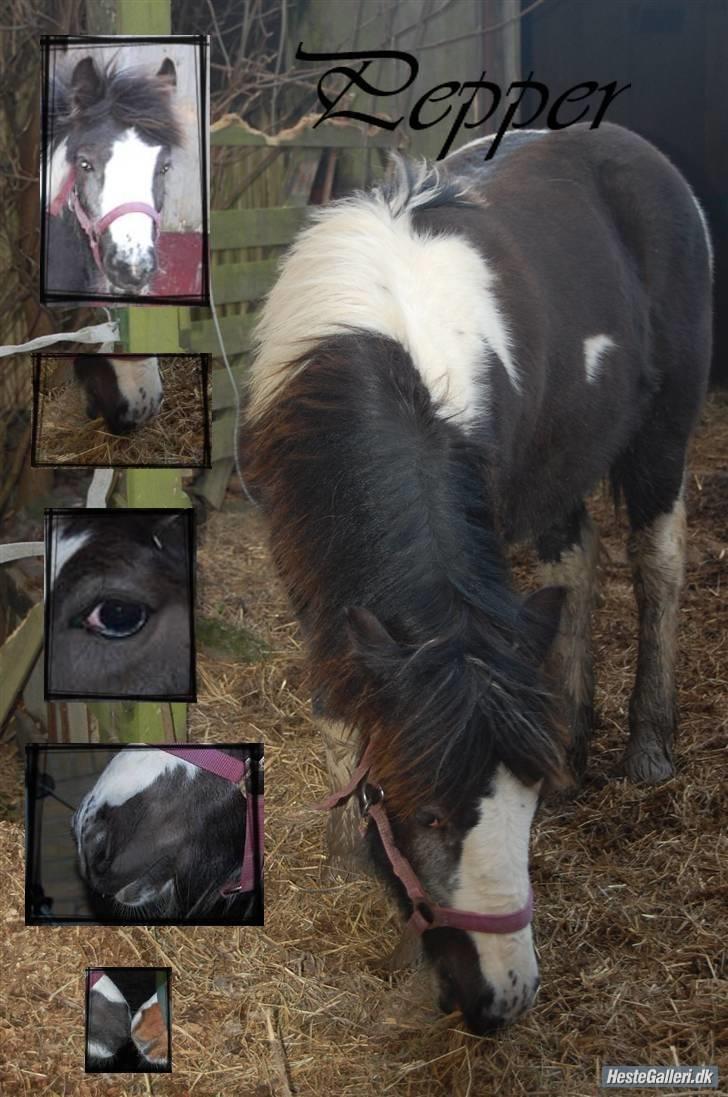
[79,600,149,639]
[161,161,171,175]
[416,809,446,830]
[79,158,93,173]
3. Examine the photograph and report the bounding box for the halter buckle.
[360,781,384,817]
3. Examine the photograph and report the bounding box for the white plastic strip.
[0,320,118,358]
[0,541,45,564]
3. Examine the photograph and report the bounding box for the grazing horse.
[246,123,712,1034]
[86,969,170,1071]
[47,510,193,699]
[72,746,264,922]
[74,354,163,434]
[45,54,182,296]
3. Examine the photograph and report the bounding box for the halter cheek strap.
[50,167,160,278]
[317,746,534,936]
[159,746,263,897]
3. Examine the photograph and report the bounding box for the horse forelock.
[53,60,182,148]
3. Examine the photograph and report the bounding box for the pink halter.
[159,746,263,896]
[317,744,533,936]
[50,167,160,277]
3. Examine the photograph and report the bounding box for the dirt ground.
[0,395,726,1096]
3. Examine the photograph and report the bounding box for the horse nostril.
[467,998,507,1036]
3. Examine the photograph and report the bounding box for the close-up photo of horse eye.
[25,744,264,926]
[44,508,196,701]
[40,37,209,305]
[84,968,171,1073]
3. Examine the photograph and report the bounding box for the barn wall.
[521,0,727,384]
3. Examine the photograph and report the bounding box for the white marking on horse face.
[583,334,616,383]
[114,877,175,907]
[92,974,127,1004]
[50,523,91,588]
[451,765,540,1022]
[101,129,161,257]
[250,198,519,424]
[110,356,163,423]
[73,750,198,857]
[48,137,70,207]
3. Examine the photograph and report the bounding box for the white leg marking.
[451,765,540,1021]
[130,991,159,1032]
[250,197,519,422]
[102,129,161,259]
[87,1039,116,1060]
[92,974,127,1004]
[583,334,616,383]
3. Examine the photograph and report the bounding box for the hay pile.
[34,356,208,467]
[0,396,726,1096]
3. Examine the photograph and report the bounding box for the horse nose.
[105,244,157,289]
[463,996,507,1036]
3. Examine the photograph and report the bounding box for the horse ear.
[71,57,104,110]
[156,57,177,89]
[346,607,399,658]
[517,586,566,664]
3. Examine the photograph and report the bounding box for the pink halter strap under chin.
[50,167,160,277]
[317,745,534,936]
[159,746,263,896]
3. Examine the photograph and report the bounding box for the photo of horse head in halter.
[85,968,171,1073]
[25,745,264,926]
[41,38,208,305]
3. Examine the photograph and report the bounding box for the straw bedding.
[0,395,725,1096]
[34,356,208,467]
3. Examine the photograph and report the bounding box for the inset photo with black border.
[40,35,209,305]
[85,967,172,1073]
[32,352,211,468]
[44,508,196,701]
[25,744,264,926]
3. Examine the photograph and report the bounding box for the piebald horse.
[246,123,711,1034]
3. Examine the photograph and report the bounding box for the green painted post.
[98,0,190,743]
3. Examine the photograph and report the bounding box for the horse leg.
[536,503,599,782]
[313,701,373,878]
[621,489,686,782]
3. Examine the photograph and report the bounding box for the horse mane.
[246,332,567,817]
[51,59,182,148]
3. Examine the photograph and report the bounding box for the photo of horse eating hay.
[247,123,713,1036]
[32,353,210,467]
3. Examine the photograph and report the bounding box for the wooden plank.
[211,207,309,250]
[211,409,238,462]
[179,312,258,355]
[211,363,248,410]
[0,602,44,729]
[211,122,402,150]
[187,458,235,511]
[211,258,280,305]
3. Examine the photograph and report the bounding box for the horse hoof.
[621,744,675,783]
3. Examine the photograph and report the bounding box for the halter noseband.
[160,746,263,896]
[317,745,533,936]
[50,167,160,278]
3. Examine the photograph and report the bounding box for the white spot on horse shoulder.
[51,523,91,587]
[102,130,161,251]
[92,974,127,1004]
[583,334,615,384]
[250,196,519,425]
